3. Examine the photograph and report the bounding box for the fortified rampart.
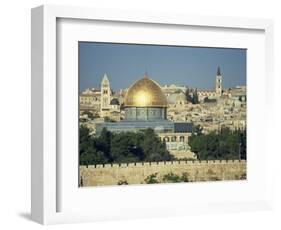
[80,160,246,186]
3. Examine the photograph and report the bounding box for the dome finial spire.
[144,69,148,78]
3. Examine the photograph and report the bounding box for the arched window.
[171,136,177,142]
[164,137,170,142]
[180,136,185,142]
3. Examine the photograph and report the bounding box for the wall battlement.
[81,159,246,169]
[80,160,246,186]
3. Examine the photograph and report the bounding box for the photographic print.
[79,42,246,187]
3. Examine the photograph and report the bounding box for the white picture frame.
[31,5,274,225]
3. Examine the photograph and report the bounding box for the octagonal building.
[96,75,192,135]
[124,76,168,121]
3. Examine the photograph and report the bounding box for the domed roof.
[124,76,167,107]
[167,92,187,104]
[110,98,120,105]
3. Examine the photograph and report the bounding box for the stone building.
[198,66,223,101]
[79,88,101,115]
[80,88,101,105]
[167,92,189,106]
[108,98,121,121]
[161,84,188,96]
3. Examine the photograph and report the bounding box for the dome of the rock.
[124,77,167,108]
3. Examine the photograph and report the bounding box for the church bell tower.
[100,73,111,117]
[215,66,222,97]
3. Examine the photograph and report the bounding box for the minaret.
[100,73,111,117]
[215,66,222,97]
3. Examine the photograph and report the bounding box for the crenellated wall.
[80,160,246,187]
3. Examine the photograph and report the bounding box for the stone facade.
[80,160,246,187]
[157,132,196,159]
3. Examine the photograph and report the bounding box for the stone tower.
[215,66,222,97]
[100,73,111,117]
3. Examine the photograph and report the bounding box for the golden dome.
[124,76,168,107]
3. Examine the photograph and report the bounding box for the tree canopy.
[185,88,199,104]
[80,125,246,165]
[192,88,199,104]
[189,127,246,160]
[79,127,174,165]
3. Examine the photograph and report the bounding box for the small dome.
[124,76,167,107]
[110,98,120,105]
[176,92,187,101]
[167,92,187,104]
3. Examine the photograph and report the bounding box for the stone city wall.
[80,160,246,187]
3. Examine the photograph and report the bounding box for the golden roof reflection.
[124,76,168,107]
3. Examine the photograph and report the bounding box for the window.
[164,137,170,142]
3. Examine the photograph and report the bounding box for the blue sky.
[79,42,246,91]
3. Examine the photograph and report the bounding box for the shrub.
[117,180,128,185]
[144,173,159,184]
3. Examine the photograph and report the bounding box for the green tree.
[96,128,113,161]
[79,125,93,156]
[192,88,199,104]
[79,127,174,165]
[110,132,140,163]
[104,116,116,122]
[189,128,246,160]
[79,126,109,165]
[185,88,193,102]
[140,128,173,162]
[80,149,108,166]
[144,172,190,184]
